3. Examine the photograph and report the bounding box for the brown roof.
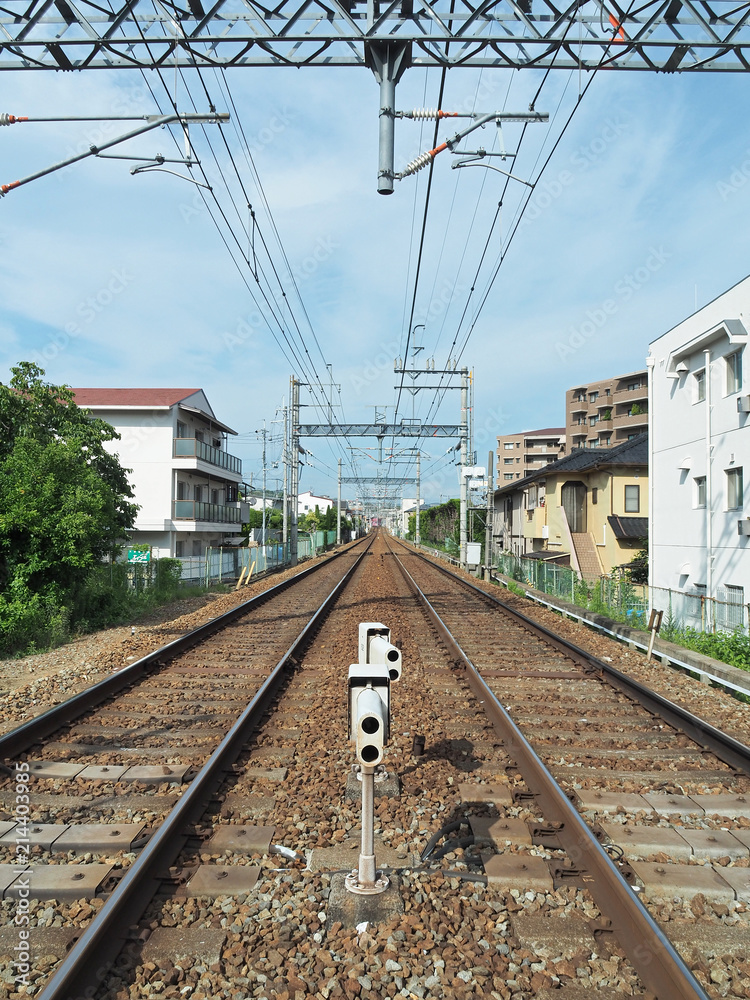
[71,388,200,407]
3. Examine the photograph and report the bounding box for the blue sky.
[1,62,749,507]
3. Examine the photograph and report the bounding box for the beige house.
[494,434,648,580]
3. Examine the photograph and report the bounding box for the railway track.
[0,530,747,999]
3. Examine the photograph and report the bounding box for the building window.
[718,585,745,629]
[624,485,640,513]
[688,584,706,617]
[176,420,188,438]
[589,391,599,402]
[176,481,186,501]
[175,541,185,557]
[694,369,705,402]
[727,467,744,509]
[504,473,514,481]
[600,435,611,446]
[504,442,514,450]
[193,485,203,502]
[592,487,598,505]
[694,476,706,508]
[504,458,514,465]
[589,415,598,426]
[627,381,641,391]
[726,351,742,395]
[211,489,220,505]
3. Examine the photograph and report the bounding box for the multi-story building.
[566,370,648,451]
[496,428,566,482]
[297,490,335,516]
[494,435,648,579]
[648,276,749,630]
[71,388,245,558]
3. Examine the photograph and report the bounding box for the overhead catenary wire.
[126,14,369,496]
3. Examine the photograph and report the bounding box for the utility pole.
[337,458,342,546]
[415,451,421,546]
[485,449,494,580]
[256,420,267,545]
[290,377,300,566]
[460,367,468,570]
[282,405,288,547]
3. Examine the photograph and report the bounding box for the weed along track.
[1,530,749,999]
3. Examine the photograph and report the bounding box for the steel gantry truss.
[2,2,750,73]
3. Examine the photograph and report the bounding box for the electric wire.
[132,9,369,496]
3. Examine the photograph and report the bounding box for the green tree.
[0,362,138,602]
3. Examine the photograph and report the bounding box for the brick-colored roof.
[71,388,200,407]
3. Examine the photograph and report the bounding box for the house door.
[562,481,587,533]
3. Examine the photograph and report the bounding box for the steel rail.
[395,542,750,777]
[36,533,373,1000]
[388,542,711,1000]
[0,538,366,761]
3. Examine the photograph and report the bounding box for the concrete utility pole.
[256,420,268,545]
[460,367,468,570]
[485,450,494,579]
[415,452,421,546]
[337,458,342,546]
[290,377,300,566]
[282,405,288,547]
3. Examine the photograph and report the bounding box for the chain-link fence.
[494,553,748,636]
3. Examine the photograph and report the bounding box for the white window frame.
[718,584,745,629]
[694,369,705,403]
[727,467,744,510]
[694,476,706,508]
[725,351,742,395]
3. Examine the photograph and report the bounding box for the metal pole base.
[345,868,390,896]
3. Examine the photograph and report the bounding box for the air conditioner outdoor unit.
[738,519,750,536]
[737,395,750,413]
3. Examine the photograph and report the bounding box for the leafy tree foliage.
[0,364,138,647]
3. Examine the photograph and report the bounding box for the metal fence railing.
[494,553,748,636]
[174,531,342,586]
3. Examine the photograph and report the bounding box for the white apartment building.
[648,275,749,629]
[72,388,245,558]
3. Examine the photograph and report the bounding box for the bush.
[0,556,190,658]
[0,591,71,655]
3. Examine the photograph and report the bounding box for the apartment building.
[566,370,648,450]
[648,275,749,630]
[71,388,245,558]
[496,428,566,482]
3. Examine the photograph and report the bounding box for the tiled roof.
[495,433,648,494]
[608,515,648,540]
[71,388,201,407]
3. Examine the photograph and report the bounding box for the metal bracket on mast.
[365,42,411,195]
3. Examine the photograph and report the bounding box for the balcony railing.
[173,501,242,523]
[613,385,648,402]
[173,438,242,475]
